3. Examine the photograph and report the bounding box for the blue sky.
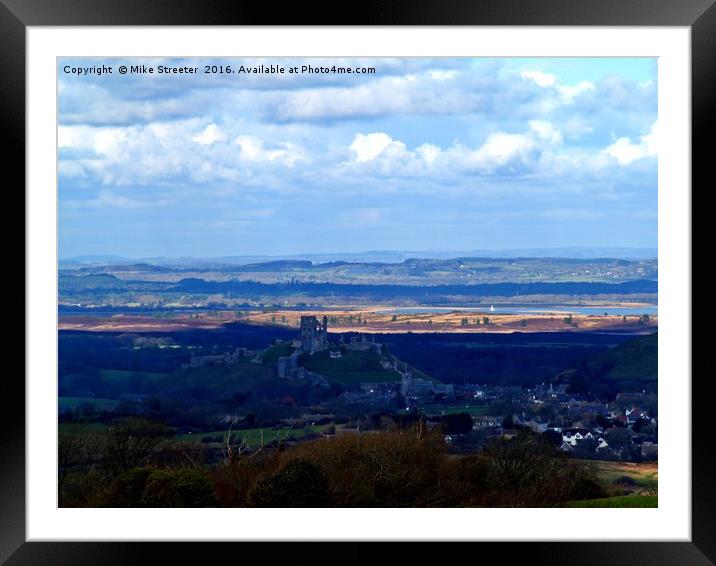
[58,57,657,258]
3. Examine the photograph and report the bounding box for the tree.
[605,427,632,450]
[104,418,172,473]
[439,412,474,434]
[542,429,563,447]
[632,417,651,433]
[482,431,604,505]
[243,413,257,427]
[248,459,329,507]
[109,467,216,507]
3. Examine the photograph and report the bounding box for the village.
[178,316,656,463]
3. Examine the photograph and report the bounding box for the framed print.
[6,0,710,563]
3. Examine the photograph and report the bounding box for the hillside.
[553,332,657,397]
[299,349,403,384]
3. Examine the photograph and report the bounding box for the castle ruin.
[298,315,328,354]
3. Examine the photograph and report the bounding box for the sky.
[58,57,658,259]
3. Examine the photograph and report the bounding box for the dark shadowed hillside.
[553,333,657,398]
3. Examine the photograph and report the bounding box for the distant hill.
[553,332,657,398]
[60,255,658,287]
[59,247,658,266]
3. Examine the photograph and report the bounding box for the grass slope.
[554,332,657,395]
[299,350,402,383]
[567,495,657,508]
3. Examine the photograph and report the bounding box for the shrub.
[248,459,329,507]
[613,475,637,486]
[141,468,217,507]
[481,431,605,506]
[59,468,112,507]
[283,428,448,507]
[107,467,217,507]
[108,467,152,507]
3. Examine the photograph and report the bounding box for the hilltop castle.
[277,315,330,384]
[298,315,329,354]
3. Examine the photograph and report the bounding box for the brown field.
[58,313,234,332]
[59,307,657,334]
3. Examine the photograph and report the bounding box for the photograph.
[56,55,660,509]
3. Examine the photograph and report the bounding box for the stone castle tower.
[299,315,328,354]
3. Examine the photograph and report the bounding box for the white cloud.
[529,120,563,144]
[521,71,595,103]
[192,123,226,146]
[233,135,306,166]
[58,118,310,190]
[270,72,484,122]
[347,121,568,177]
[521,71,557,87]
[350,132,406,163]
[557,80,596,100]
[603,121,658,165]
[416,143,441,164]
[429,70,459,81]
[468,132,536,169]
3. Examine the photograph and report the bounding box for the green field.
[59,397,120,411]
[592,460,658,490]
[100,369,167,382]
[567,495,658,508]
[177,425,330,447]
[421,404,491,416]
[59,422,109,434]
[299,350,402,383]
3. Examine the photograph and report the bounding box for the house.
[513,413,548,433]
[561,428,593,446]
[626,408,647,424]
[473,416,503,429]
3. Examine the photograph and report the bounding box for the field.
[60,422,331,450]
[59,397,120,412]
[59,307,657,335]
[421,404,491,416]
[299,349,402,383]
[592,460,659,488]
[567,495,658,508]
[176,424,331,447]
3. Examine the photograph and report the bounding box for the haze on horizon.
[58,57,657,259]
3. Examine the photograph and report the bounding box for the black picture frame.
[5,1,708,563]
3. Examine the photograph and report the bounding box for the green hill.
[553,332,657,397]
[299,349,402,384]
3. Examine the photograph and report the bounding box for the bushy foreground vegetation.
[60,418,614,508]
